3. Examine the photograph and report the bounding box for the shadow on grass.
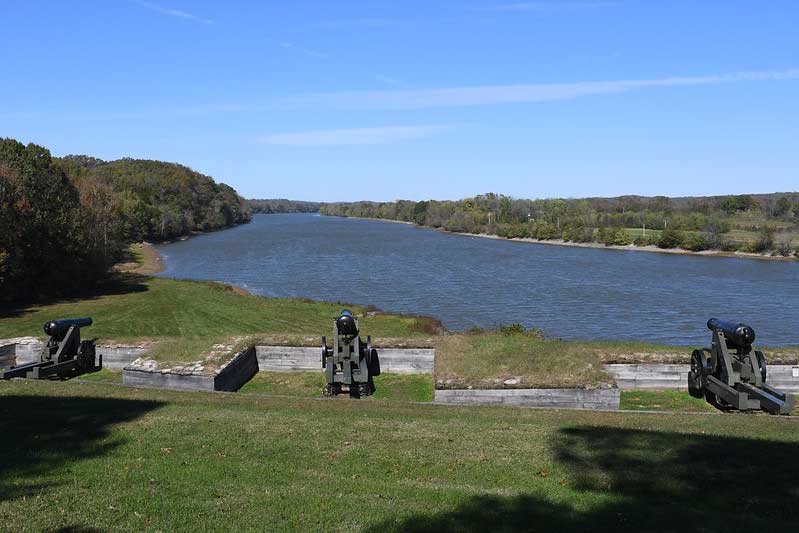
[0,273,150,319]
[0,394,163,502]
[367,425,799,532]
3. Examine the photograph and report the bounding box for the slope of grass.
[1,380,797,532]
[0,275,435,342]
[434,333,612,389]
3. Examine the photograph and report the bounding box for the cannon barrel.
[707,318,755,348]
[335,309,359,338]
[44,317,93,337]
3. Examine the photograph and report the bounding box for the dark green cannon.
[321,309,380,398]
[1,318,99,380]
[688,318,795,415]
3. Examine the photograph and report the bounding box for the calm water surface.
[156,214,799,346]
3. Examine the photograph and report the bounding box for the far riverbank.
[334,215,798,262]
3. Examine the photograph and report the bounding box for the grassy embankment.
[1,380,798,532]
[0,269,693,387]
[3,256,797,384]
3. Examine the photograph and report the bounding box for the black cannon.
[688,318,795,414]
[321,309,380,398]
[1,318,99,380]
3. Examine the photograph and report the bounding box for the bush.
[600,227,630,246]
[743,226,775,253]
[573,227,596,243]
[497,324,544,338]
[774,238,793,257]
[657,228,685,249]
[681,233,709,251]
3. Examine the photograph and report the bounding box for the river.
[155,214,799,346]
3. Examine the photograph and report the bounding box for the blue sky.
[2,1,798,201]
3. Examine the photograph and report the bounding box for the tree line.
[247,199,322,214]
[0,138,251,302]
[320,192,799,256]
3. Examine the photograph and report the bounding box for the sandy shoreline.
[327,214,797,262]
[451,232,798,261]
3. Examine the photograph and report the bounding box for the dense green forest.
[320,193,799,256]
[0,138,251,302]
[247,199,322,214]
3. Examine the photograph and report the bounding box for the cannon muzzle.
[44,317,93,338]
[707,318,755,348]
[335,309,358,338]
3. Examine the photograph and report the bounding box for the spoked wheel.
[349,384,361,399]
[368,349,381,377]
[755,351,767,383]
[323,384,340,397]
[688,350,706,398]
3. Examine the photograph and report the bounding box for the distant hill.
[1,138,252,302]
[59,156,251,241]
[247,198,322,214]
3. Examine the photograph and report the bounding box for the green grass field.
[619,390,716,412]
[0,275,436,342]
[1,380,797,532]
[0,274,698,384]
[435,334,613,389]
[240,372,435,402]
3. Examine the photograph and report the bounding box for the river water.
[155,214,799,346]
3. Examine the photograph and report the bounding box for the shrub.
[657,228,685,249]
[681,233,709,251]
[573,227,596,243]
[744,226,775,253]
[497,324,544,338]
[410,317,443,335]
[600,227,630,246]
[774,238,793,257]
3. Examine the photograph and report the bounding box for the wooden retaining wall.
[434,388,620,410]
[123,347,259,392]
[0,343,15,369]
[604,363,799,392]
[0,338,149,370]
[255,346,435,374]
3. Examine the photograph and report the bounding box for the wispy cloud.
[257,125,454,146]
[480,1,616,11]
[279,42,328,59]
[313,17,400,30]
[136,1,212,24]
[278,69,799,111]
[375,74,405,87]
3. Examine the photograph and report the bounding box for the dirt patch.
[116,243,165,275]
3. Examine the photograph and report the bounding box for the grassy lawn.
[0,275,437,342]
[624,227,663,239]
[77,368,125,384]
[241,371,434,402]
[1,380,798,532]
[619,390,716,412]
[434,333,613,389]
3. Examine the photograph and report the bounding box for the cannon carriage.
[688,318,795,415]
[321,309,380,398]
[1,318,99,380]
